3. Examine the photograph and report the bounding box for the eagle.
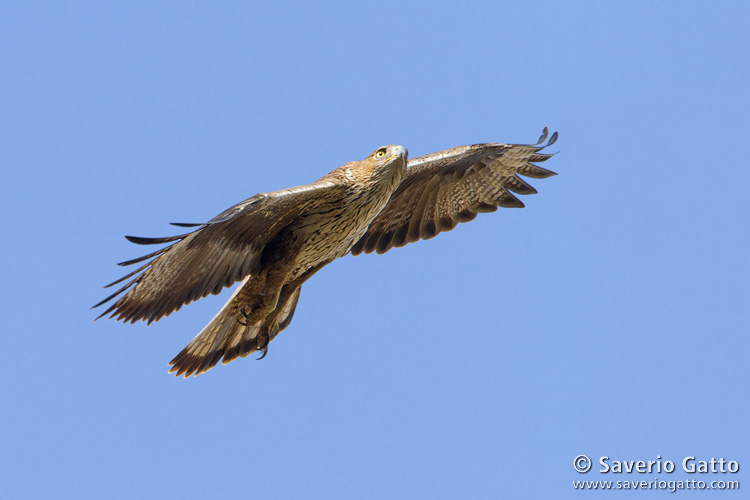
[94,128,558,377]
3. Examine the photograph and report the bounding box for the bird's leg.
[237,237,328,359]
[255,260,329,342]
[253,262,330,360]
[232,273,267,327]
[233,258,296,328]
[237,293,281,325]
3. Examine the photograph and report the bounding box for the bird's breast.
[287,182,395,278]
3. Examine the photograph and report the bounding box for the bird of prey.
[94,128,558,377]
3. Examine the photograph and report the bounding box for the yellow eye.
[375,148,387,158]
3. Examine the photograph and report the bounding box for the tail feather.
[168,281,302,378]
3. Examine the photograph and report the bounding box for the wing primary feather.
[124,233,191,245]
[117,247,169,267]
[496,189,525,208]
[528,152,556,162]
[517,163,557,179]
[536,127,549,145]
[505,175,538,195]
[104,261,152,288]
[91,276,141,314]
[170,222,206,227]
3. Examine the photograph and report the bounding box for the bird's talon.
[255,332,270,360]
[237,307,250,326]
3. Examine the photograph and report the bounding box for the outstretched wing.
[350,128,558,256]
[93,182,337,324]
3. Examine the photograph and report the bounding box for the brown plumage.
[94,129,558,377]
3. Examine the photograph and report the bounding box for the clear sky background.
[2,2,748,499]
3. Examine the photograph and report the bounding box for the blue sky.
[2,1,748,498]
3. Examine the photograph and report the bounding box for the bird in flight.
[94,128,558,377]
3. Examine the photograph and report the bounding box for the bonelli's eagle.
[95,128,558,377]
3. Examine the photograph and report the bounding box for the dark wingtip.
[91,294,114,310]
[170,222,205,228]
[536,127,549,145]
[125,235,158,245]
[546,131,559,147]
[124,233,189,245]
[92,304,115,320]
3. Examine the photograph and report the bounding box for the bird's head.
[324,145,408,191]
[363,144,408,189]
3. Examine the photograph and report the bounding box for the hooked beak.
[391,145,408,163]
